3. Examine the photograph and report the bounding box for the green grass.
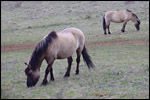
[1,45,149,99]
[1,1,149,99]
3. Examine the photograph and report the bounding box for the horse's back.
[105,10,132,23]
[58,27,85,46]
[55,28,85,59]
[59,28,85,39]
[105,10,123,23]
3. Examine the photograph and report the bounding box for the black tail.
[82,45,95,69]
[103,14,106,33]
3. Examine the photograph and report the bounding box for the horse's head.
[134,19,140,31]
[132,13,140,31]
[24,62,40,87]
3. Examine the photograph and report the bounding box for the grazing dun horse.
[24,27,95,87]
[103,9,140,35]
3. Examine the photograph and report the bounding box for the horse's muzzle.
[135,24,140,31]
[26,77,39,88]
[137,27,140,31]
[27,80,37,88]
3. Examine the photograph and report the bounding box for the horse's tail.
[82,45,95,69]
[103,14,106,33]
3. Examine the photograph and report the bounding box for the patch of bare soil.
[1,44,35,52]
[86,40,149,48]
[1,40,149,52]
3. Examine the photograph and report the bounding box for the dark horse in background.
[24,27,94,87]
[103,9,140,35]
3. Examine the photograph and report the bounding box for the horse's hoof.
[104,33,107,35]
[75,73,79,75]
[64,73,70,77]
[121,30,125,32]
[108,32,111,34]
[41,80,48,86]
[75,71,79,75]
[50,78,54,81]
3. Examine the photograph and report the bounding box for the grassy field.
[1,1,149,99]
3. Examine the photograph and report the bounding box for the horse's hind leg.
[75,49,81,75]
[64,57,73,77]
[107,25,111,34]
[106,22,111,34]
[104,27,107,35]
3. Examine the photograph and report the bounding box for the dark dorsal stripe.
[29,31,57,70]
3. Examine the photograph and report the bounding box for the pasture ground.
[1,1,149,99]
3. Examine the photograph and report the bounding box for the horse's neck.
[131,17,137,23]
[129,13,137,23]
[36,57,45,69]
[29,53,45,70]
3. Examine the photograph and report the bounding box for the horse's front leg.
[41,65,50,86]
[121,21,127,32]
[41,61,54,86]
[64,57,73,77]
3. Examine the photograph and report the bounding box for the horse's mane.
[126,9,139,20]
[29,31,57,70]
[126,9,132,13]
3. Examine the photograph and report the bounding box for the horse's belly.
[112,14,124,23]
[57,48,76,59]
[111,17,124,23]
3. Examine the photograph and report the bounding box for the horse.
[103,9,140,35]
[24,27,95,87]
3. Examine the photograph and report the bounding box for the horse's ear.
[24,62,31,69]
[24,62,28,66]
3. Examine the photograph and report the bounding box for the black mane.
[126,9,139,20]
[29,31,57,70]
[126,9,132,13]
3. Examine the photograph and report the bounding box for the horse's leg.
[41,65,50,86]
[107,24,111,34]
[64,57,73,77]
[50,65,54,81]
[75,50,81,75]
[106,21,111,34]
[121,21,127,32]
[41,61,54,86]
[104,27,107,35]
